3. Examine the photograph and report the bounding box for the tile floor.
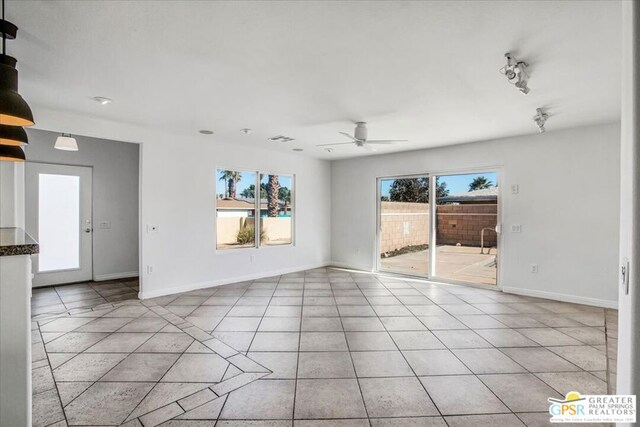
[31,268,616,426]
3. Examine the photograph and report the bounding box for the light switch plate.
[511,224,522,233]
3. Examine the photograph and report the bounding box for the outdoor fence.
[216,217,292,245]
[380,202,497,253]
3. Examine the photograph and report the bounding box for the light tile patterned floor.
[31,269,615,426]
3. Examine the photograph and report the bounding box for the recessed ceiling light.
[292,148,303,152]
[93,96,112,105]
[240,128,253,134]
[199,130,214,135]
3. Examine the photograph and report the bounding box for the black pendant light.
[0,144,24,162]
[0,123,27,146]
[0,0,33,162]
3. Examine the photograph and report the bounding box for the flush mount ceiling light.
[0,144,24,162]
[54,133,79,151]
[240,128,253,135]
[0,0,34,127]
[533,108,548,133]
[500,52,530,95]
[0,123,27,146]
[292,148,303,152]
[199,129,214,135]
[92,96,112,105]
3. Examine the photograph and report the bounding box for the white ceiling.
[9,1,621,159]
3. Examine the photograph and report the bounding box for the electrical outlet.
[147,265,154,274]
[531,264,538,274]
[511,224,522,233]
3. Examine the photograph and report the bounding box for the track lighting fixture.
[533,108,548,133]
[500,53,530,95]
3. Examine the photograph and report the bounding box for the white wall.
[331,123,621,308]
[24,129,139,280]
[16,110,331,299]
[0,162,25,229]
[140,135,331,298]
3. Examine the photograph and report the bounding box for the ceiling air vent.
[268,135,295,143]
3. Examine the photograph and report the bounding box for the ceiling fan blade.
[339,132,359,142]
[366,140,409,144]
[316,142,354,147]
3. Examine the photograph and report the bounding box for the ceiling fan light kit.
[0,0,33,162]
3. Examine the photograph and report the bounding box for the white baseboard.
[328,261,373,273]
[138,262,330,299]
[94,271,139,282]
[502,286,618,309]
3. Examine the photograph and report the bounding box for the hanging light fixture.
[0,0,34,127]
[54,133,78,151]
[0,0,33,162]
[0,144,24,162]
[0,123,27,146]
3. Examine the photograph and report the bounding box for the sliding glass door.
[433,172,499,286]
[377,176,430,277]
[376,171,499,286]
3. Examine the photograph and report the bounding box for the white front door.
[26,163,93,287]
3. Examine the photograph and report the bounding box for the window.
[260,173,293,246]
[216,169,294,249]
[38,174,81,271]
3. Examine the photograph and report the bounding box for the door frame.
[375,166,504,289]
[26,162,94,287]
[375,173,432,279]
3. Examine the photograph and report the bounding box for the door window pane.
[260,174,293,246]
[216,169,258,249]
[435,173,498,285]
[379,177,429,276]
[38,174,80,272]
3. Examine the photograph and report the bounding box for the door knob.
[85,228,92,233]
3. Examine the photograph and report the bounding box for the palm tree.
[219,170,242,199]
[266,175,280,217]
[219,171,232,198]
[468,176,494,191]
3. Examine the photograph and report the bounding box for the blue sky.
[380,172,498,198]
[216,169,291,196]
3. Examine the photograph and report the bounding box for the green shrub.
[237,225,266,244]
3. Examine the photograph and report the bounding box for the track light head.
[533,108,548,133]
[500,52,530,95]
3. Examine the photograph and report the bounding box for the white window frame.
[215,168,295,252]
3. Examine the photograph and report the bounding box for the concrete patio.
[380,245,498,286]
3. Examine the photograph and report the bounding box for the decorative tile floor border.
[33,298,273,426]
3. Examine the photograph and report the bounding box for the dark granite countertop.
[0,228,39,257]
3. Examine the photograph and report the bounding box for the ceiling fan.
[317,122,408,151]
